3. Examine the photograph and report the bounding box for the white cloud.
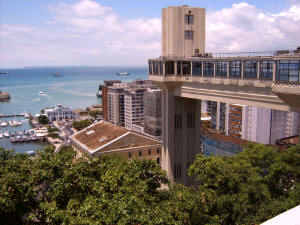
[1,1,300,68]
[206,2,300,52]
[0,0,161,67]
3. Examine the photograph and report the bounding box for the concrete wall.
[162,6,205,57]
[161,89,201,185]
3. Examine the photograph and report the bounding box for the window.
[185,30,194,40]
[185,14,194,25]
[260,60,273,80]
[153,61,159,74]
[192,62,202,76]
[128,152,132,158]
[182,61,191,75]
[157,148,160,154]
[148,149,151,155]
[204,62,214,76]
[156,157,160,164]
[159,61,163,74]
[148,61,152,74]
[139,151,142,157]
[244,61,257,78]
[276,60,300,82]
[216,61,227,76]
[165,61,174,75]
[177,62,182,75]
[229,61,241,77]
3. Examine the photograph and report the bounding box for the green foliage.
[188,143,300,224]
[0,144,299,224]
[47,133,60,139]
[37,115,49,125]
[72,119,92,131]
[0,147,183,224]
[89,110,100,118]
[47,127,59,133]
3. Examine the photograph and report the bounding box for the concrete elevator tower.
[162,6,206,57]
[150,6,300,185]
[156,6,206,184]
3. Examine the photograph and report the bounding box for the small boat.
[16,131,24,135]
[38,91,45,95]
[0,121,8,127]
[24,112,30,118]
[52,72,63,77]
[26,151,35,155]
[0,132,3,138]
[0,72,9,74]
[96,90,102,98]
[9,120,19,127]
[3,131,10,138]
[116,72,130,76]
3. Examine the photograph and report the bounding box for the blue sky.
[0,0,300,68]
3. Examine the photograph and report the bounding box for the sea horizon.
[0,66,148,153]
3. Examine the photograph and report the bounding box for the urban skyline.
[1,0,300,68]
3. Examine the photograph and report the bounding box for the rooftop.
[206,132,253,147]
[73,121,128,151]
[71,121,160,154]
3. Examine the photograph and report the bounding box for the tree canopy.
[72,119,92,131]
[188,143,300,224]
[37,115,49,125]
[0,144,299,224]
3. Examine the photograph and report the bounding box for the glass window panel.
[185,30,194,40]
[165,61,174,75]
[177,62,182,75]
[276,60,300,82]
[185,15,194,25]
[216,61,227,76]
[192,62,202,76]
[149,61,152,74]
[229,61,241,77]
[244,61,257,78]
[204,61,214,76]
[182,61,191,75]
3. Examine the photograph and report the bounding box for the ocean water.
[0,66,147,153]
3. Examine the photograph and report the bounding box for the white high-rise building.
[124,88,146,130]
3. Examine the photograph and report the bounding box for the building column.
[163,62,166,77]
[217,102,220,130]
[174,61,178,76]
[213,61,216,77]
[227,62,230,78]
[162,89,175,182]
[201,61,204,76]
[241,61,244,78]
[191,62,193,77]
[162,91,202,185]
[273,61,276,82]
[257,61,260,79]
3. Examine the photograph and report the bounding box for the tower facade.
[162,6,206,58]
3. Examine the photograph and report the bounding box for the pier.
[0,113,31,118]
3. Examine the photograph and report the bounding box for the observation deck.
[148,50,300,111]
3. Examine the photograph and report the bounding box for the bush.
[37,115,49,124]
[47,133,60,139]
[48,127,59,133]
[90,110,100,118]
[72,119,92,131]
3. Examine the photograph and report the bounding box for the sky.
[0,0,300,68]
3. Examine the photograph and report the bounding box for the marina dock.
[0,113,31,118]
